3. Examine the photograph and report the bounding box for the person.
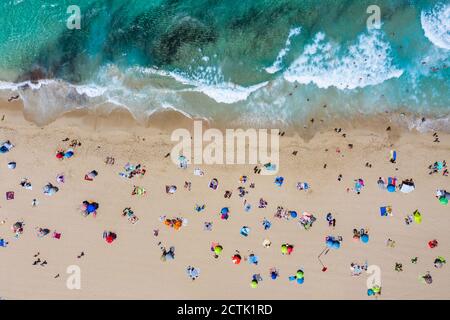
[377,177,385,189]
[434,257,446,268]
[421,272,433,284]
[326,213,335,227]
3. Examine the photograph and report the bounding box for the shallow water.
[0,0,448,127]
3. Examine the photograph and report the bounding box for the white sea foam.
[137,65,268,104]
[421,3,450,50]
[0,79,56,91]
[283,30,404,89]
[75,84,107,97]
[265,27,302,74]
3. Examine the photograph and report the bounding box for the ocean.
[0,0,448,128]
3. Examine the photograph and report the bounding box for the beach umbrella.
[221,207,229,214]
[372,286,381,293]
[240,226,250,237]
[250,280,258,288]
[262,239,271,248]
[290,211,298,218]
[367,289,374,296]
[297,277,304,284]
[270,271,278,280]
[87,203,97,213]
[439,196,448,205]
[281,244,288,254]
[106,235,114,243]
[249,255,259,265]
[287,245,294,254]
[296,270,304,279]
[361,234,369,243]
[387,184,396,192]
[232,255,241,264]
[214,245,223,255]
[332,241,340,249]
[326,239,334,248]
[288,276,296,281]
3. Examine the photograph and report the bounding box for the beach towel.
[6,191,14,200]
[400,183,415,193]
[380,206,392,216]
[264,163,277,171]
[132,186,146,196]
[0,141,14,154]
[389,150,397,162]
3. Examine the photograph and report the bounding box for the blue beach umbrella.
[240,226,250,237]
[297,277,304,284]
[87,203,97,213]
[361,234,369,243]
[289,211,298,218]
[387,184,396,192]
[332,241,341,249]
[221,207,229,214]
[326,239,334,248]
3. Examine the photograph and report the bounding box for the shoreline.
[0,96,448,142]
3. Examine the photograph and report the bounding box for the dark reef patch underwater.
[0,0,448,128]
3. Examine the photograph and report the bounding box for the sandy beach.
[0,98,448,300]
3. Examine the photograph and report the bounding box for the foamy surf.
[421,3,450,50]
[136,66,268,104]
[265,27,302,74]
[283,30,404,90]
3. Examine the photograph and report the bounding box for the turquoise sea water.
[0,0,448,127]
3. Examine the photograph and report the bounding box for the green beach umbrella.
[439,196,448,205]
[251,280,258,288]
[296,270,304,279]
[214,245,223,255]
[281,244,288,254]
